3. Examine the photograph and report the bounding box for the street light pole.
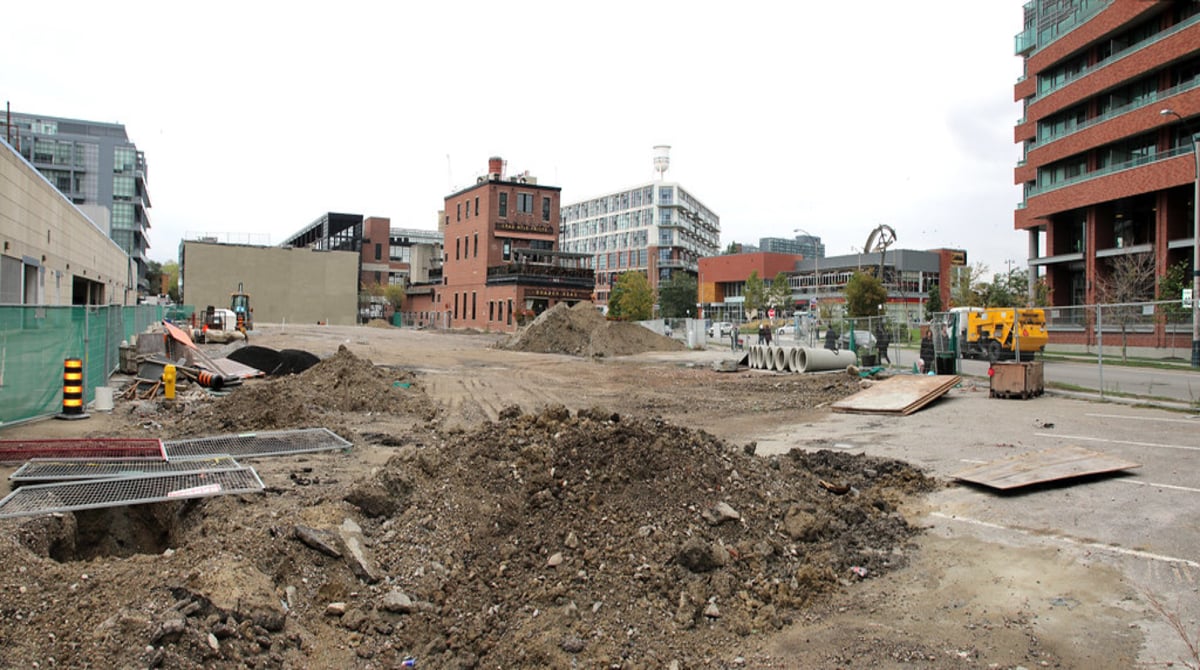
[1161,108,1200,368]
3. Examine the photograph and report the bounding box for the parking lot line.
[1035,433,1200,452]
[1085,413,1200,425]
[1116,479,1200,494]
[929,512,1200,569]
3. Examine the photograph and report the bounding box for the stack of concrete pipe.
[744,344,857,373]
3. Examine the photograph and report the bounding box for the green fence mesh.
[0,304,182,425]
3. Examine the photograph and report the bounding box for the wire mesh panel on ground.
[163,427,351,460]
[0,438,167,464]
[0,467,264,519]
[10,455,241,483]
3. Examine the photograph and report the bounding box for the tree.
[984,268,1027,308]
[383,283,406,312]
[609,272,653,321]
[161,261,181,302]
[950,263,989,308]
[1157,259,1191,358]
[743,271,766,319]
[658,273,698,318]
[723,242,742,255]
[145,260,163,297]
[1095,251,1155,362]
[924,283,943,320]
[844,271,887,318]
[767,272,792,315]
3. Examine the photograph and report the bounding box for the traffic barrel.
[56,357,90,420]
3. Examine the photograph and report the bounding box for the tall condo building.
[1014,1,1200,310]
[2,112,151,291]
[559,146,720,304]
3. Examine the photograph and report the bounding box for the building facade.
[699,248,960,324]
[0,140,135,305]
[180,241,358,326]
[2,112,151,292]
[406,157,593,331]
[360,217,443,289]
[559,151,720,305]
[1014,1,1200,334]
[759,234,825,258]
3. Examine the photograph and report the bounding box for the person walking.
[764,322,773,346]
[730,323,739,352]
[875,326,890,365]
[824,325,838,351]
[919,329,935,373]
[757,322,767,345]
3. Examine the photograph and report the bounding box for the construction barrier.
[58,358,86,418]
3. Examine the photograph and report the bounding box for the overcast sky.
[4,1,1028,280]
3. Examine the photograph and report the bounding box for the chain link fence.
[0,304,176,425]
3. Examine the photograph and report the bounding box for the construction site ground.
[1,321,1197,669]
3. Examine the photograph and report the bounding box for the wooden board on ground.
[953,445,1140,490]
[831,375,959,415]
[208,357,265,380]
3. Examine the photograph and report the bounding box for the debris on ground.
[0,401,934,669]
[503,302,685,357]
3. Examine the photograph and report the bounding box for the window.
[456,203,461,222]
[455,237,461,260]
[542,197,551,222]
[502,240,511,261]
[471,291,477,320]
[375,243,382,260]
[499,192,508,217]
[659,186,673,204]
[465,198,469,219]
[474,197,479,217]
[517,193,534,213]
[473,232,479,258]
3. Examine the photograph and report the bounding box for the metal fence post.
[1097,304,1104,399]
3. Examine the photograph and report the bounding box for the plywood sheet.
[831,375,960,415]
[953,445,1140,490]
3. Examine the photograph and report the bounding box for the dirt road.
[1,322,1194,668]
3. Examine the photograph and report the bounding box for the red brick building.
[406,157,593,331]
[1015,1,1199,345]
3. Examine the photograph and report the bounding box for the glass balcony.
[1026,143,1193,198]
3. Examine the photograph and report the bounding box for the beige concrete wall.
[181,241,358,326]
[0,142,134,304]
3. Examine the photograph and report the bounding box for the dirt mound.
[0,406,933,669]
[163,345,436,437]
[504,302,685,357]
[350,406,935,668]
[365,319,392,329]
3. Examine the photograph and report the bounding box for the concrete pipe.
[798,347,859,373]
[788,346,803,372]
[749,345,761,369]
[770,346,788,371]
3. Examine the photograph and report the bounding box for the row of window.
[561,186,657,222]
[454,232,482,261]
[451,191,552,224]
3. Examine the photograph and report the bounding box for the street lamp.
[1161,108,1200,368]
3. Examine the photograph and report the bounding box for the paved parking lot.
[754,387,1200,664]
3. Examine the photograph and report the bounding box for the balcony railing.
[1026,143,1194,198]
[1037,77,1200,148]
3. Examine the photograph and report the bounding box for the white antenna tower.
[653,145,671,180]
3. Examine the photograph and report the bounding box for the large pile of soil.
[0,409,932,669]
[504,302,685,357]
[160,345,437,438]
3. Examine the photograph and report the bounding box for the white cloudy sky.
[4,1,1027,279]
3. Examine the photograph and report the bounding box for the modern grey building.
[760,234,825,258]
[1,112,151,291]
[559,148,720,303]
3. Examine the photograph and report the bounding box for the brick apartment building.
[1015,1,1200,346]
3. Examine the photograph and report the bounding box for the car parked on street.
[707,321,733,338]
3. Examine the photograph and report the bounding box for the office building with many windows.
[2,112,151,291]
[759,234,825,258]
[1014,0,1200,339]
[559,149,720,304]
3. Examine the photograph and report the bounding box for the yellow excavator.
[230,282,252,332]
